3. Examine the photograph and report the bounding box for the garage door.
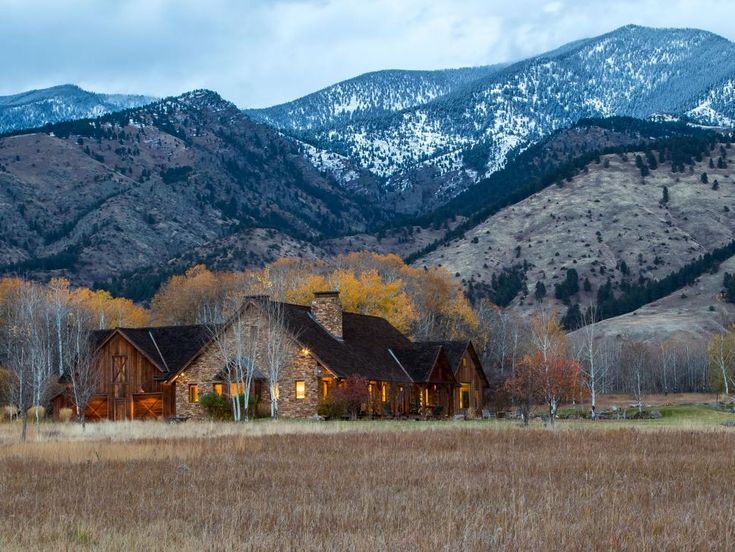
[85,396,109,421]
[132,393,163,420]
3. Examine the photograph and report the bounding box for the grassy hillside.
[418,143,735,324]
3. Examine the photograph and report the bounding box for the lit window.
[230,383,244,396]
[381,383,387,403]
[213,383,223,396]
[459,383,471,409]
[188,384,199,403]
[321,379,329,399]
[295,380,306,399]
[274,384,280,400]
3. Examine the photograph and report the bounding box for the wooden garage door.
[85,396,109,421]
[132,393,163,420]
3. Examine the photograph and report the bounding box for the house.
[52,291,489,420]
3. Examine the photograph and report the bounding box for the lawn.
[1,411,735,551]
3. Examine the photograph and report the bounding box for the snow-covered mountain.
[248,25,735,209]
[0,84,156,133]
[244,66,504,132]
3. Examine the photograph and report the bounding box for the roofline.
[387,348,415,383]
[94,328,168,374]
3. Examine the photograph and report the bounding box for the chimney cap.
[313,290,340,297]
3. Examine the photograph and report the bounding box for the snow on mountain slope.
[244,65,505,132]
[0,84,156,133]
[250,25,735,209]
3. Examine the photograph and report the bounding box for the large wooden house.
[53,292,488,420]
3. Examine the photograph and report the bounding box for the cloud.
[0,0,733,108]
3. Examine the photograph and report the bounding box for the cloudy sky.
[2,0,734,108]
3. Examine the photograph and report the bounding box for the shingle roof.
[274,302,417,382]
[420,341,469,374]
[390,344,444,382]
[90,299,465,386]
[214,359,266,382]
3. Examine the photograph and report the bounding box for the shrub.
[1,405,19,422]
[59,408,74,423]
[198,393,232,421]
[27,406,46,421]
[317,397,347,420]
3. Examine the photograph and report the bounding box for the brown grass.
[1,421,734,550]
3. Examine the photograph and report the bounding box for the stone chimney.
[311,291,343,339]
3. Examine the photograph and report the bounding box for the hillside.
[417,140,735,321]
[569,255,735,344]
[0,84,155,133]
[253,25,735,210]
[0,90,386,290]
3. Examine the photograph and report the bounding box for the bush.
[1,405,18,422]
[199,392,262,420]
[27,405,46,421]
[317,397,347,420]
[58,408,74,423]
[198,393,232,420]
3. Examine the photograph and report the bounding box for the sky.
[2,0,735,108]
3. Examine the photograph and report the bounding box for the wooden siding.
[53,332,175,421]
[455,350,486,412]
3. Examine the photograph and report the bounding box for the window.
[230,383,244,396]
[213,383,223,396]
[320,379,330,400]
[295,380,306,399]
[381,383,387,403]
[459,383,471,409]
[188,384,199,403]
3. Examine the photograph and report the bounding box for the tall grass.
[0,423,733,550]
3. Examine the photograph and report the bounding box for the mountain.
[244,65,504,132]
[0,90,386,292]
[415,134,735,322]
[250,25,735,212]
[0,84,156,133]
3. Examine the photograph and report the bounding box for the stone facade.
[310,291,343,339]
[173,303,326,420]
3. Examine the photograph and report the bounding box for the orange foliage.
[0,276,147,329]
[504,352,583,424]
[149,252,479,338]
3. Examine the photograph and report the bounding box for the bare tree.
[262,301,294,419]
[66,307,98,430]
[2,283,56,440]
[48,278,71,377]
[708,331,735,397]
[207,293,264,421]
[572,306,606,419]
[621,338,649,414]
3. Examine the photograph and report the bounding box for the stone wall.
[173,303,323,419]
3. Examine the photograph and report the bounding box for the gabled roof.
[89,298,466,387]
[214,359,266,382]
[272,301,416,382]
[93,325,213,380]
[391,344,445,383]
[420,340,489,387]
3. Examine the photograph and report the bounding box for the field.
[1,408,735,551]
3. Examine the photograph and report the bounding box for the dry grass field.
[1,415,735,551]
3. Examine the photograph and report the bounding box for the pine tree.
[661,186,669,204]
[701,172,709,184]
[534,281,547,301]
